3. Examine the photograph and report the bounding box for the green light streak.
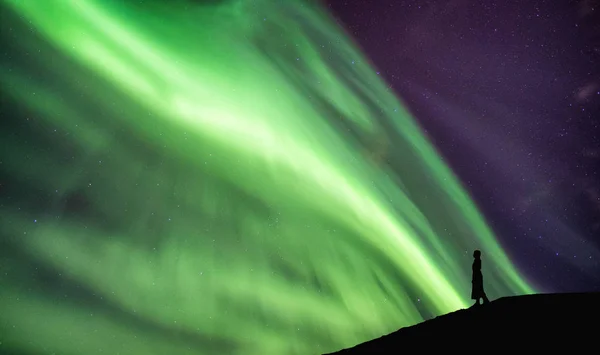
[0,0,534,354]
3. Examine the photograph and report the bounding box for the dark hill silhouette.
[325,292,600,354]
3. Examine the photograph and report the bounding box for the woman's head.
[473,249,481,259]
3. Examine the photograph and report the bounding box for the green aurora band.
[0,0,534,354]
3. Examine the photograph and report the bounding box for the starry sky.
[325,0,600,293]
[0,0,598,354]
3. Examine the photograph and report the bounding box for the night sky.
[0,0,599,354]
[326,0,600,293]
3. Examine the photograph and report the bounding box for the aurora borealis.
[0,0,534,354]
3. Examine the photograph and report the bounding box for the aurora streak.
[0,0,534,354]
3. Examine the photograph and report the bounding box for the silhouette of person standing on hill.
[471,249,489,307]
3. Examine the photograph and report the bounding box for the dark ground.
[325,292,600,353]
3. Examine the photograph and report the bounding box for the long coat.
[471,258,485,299]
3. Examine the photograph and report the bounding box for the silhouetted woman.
[471,250,489,306]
